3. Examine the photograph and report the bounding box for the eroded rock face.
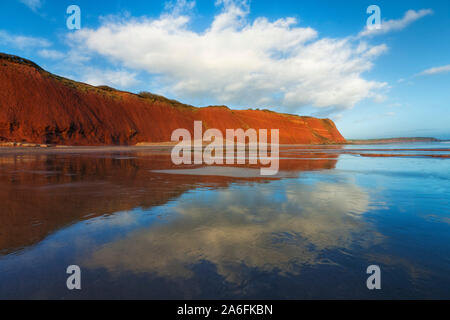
[0,53,346,146]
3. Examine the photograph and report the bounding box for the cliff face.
[0,54,346,146]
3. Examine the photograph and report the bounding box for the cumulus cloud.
[418,65,450,76]
[359,9,433,37]
[0,30,51,49]
[68,0,390,113]
[19,0,43,11]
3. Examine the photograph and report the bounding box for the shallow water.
[0,143,449,299]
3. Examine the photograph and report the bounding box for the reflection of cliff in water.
[0,150,339,255]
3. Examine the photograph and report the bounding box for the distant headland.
[348,137,441,145]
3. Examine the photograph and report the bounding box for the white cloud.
[359,9,433,37]
[164,0,196,16]
[0,30,51,49]
[418,65,450,76]
[38,49,65,60]
[19,0,43,11]
[82,68,140,88]
[64,49,92,65]
[69,0,389,113]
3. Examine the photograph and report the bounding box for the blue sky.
[0,0,449,139]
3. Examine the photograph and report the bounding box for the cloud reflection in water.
[86,178,382,284]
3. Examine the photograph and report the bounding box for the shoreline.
[1,135,446,150]
[1,140,445,150]
[0,143,449,159]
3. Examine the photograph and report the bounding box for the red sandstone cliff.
[0,53,346,146]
